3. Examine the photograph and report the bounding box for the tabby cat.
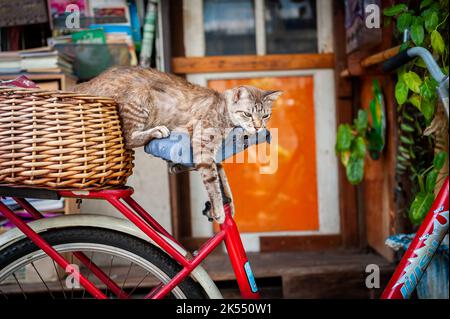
[74,67,282,223]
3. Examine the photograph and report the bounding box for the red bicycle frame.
[381,177,449,299]
[0,187,260,299]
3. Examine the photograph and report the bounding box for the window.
[204,0,256,56]
[203,0,318,56]
[265,0,318,54]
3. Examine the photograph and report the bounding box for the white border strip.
[183,0,205,56]
[316,0,334,53]
[254,0,266,55]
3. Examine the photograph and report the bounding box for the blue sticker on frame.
[244,261,259,293]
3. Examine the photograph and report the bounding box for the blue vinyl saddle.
[144,127,271,167]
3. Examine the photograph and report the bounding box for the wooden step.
[201,250,396,298]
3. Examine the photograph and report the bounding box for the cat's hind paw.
[212,207,226,224]
[214,213,225,224]
[150,126,170,139]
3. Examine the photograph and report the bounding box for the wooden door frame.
[165,0,360,251]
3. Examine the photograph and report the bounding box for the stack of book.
[48,0,145,67]
[0,47,74,75]
[0,51,21,74]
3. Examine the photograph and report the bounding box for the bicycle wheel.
[0,227,205,299]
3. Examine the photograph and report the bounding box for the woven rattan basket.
[0,86,134,190]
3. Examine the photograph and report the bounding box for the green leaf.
[346,154,365,185]
[420,78,437,100]
[397,12,413,32]
[409,94,422,109]
[424,11,439,32]
[354,109,368,133]
[351,136,367,158]
[400,135,414,145]
[421,5,439,18]
[431,30,445,55]
[426,170,439,192]
[401,123,415,132]
[420,0,434,9]
[335,124,354,152]
[409,192,435,225]
[415,57,427,68]
[421,98,435,120]
[433,151,447,170]
[399,41,411,52]
[403,71,423,93]
[398,154,409,162]
[383,4,407,16]
[410,22,425,45]
[399,145,410,154]
[395,80,409,105]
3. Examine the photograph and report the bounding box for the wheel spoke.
[0,287,8,300]
[121,262,134,290]
[30,261,55,299]
[12,273,27,300]
[128,271,151,296]
[51,259,67,299]
[82,252,94,300]
[105,255,115,297]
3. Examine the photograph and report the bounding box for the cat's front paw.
[151,126,170,139]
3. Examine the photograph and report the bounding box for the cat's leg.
[197,162,225,223]
[217,163,235,216]
[192,131,225,223]
[126,126,170,148]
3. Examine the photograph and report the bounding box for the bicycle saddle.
[144,127,271,168]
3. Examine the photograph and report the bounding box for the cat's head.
[223,86,282,134]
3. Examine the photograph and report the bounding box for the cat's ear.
[232,86,248,103]
[263,90,283,102]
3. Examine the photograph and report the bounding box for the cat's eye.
[262,114,271,119]
[243,112,252,117]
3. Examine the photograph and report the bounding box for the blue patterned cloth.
[144,127,271,167]
[385,233,449,257]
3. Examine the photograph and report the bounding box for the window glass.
[204,0,256,56]
[265,0,318,54]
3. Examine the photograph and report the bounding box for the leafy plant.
[384,0,449,225]
[335,80,385,185]
[336,111,367,185]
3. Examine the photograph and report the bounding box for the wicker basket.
[0,86,134,190]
